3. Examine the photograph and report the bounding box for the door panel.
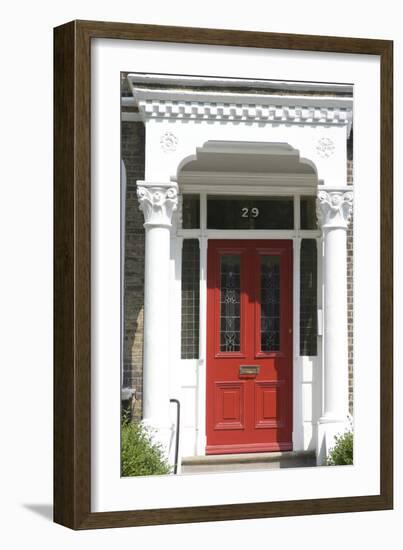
[254,381,285,429]
[214,382,245,430]
[206,240,293,455]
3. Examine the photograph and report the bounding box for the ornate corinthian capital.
[316,190,353,229]
[136,181,178,227]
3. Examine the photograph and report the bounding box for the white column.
[316,189,353,465]
[137,181,179,456]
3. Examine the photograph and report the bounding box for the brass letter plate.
[239,365,260,376]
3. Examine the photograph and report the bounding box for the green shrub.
[326,430,353,466]
[121,417,172,476]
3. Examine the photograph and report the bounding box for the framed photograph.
[54,20,393,529]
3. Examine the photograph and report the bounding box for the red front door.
[206,240,293,455]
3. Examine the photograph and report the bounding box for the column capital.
[136,181,178,227]
[316,189,353,229]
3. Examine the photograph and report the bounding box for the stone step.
[181,450,316,474]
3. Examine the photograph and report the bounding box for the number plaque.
[241,207,260,218]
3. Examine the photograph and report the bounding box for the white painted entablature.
[127,73,352,188]
[127,74,352,133]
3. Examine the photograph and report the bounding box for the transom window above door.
[208,196,294,229]
[181,194,318,230]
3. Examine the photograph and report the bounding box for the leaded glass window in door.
[260,255,280,352]
[220,255,241,352]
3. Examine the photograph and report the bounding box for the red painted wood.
[206,240,293,454]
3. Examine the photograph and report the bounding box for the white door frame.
[174,190,322,457]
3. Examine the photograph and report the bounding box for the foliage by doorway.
[326,430,353,466]
[121,416,172,476]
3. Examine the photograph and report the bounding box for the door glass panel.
[260,256,280,351]
[181,239,200,359]
[300,196,318,229]
[300,239,317,355]
[182,194,200,229]
[220,255,241,352]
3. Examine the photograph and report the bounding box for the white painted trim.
[200,192,207,233]
[196,236,208,455]
[127,74,352,137]
[180,185,319,195]
[179,173,317,186]
[169,235,183,468]
[294,195,301,232]
[169,236,183,399]
[130,101,352,139]
[317,236,325,420]
[178,229,320,239]
[177,229,201,238]
[293,237,303,450]
[179,184,351,196]
[126,73,353,94]
[130,87,353,111]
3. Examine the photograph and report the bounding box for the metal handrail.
[170,398,181,474]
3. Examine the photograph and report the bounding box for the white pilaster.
[316,189,353,465]
[137,181,179,458]
[196,235,208,456]
[292,237,303,451]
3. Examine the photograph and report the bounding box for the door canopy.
[177,141,318,191]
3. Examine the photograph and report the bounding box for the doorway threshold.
[181,450,316,474]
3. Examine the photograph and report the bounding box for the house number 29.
[241,207,260,218]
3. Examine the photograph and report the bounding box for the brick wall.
[121,120,145,421]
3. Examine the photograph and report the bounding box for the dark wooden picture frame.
[54,20,393,530]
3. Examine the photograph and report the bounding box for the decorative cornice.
[136,181,178,228]
[316,189,353,229]
[136,96,351,128]
[127,73,353,94]
[127,77,352,133]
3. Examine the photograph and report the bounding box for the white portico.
[127,74,353,467]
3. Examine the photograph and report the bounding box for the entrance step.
[181,450,316,474]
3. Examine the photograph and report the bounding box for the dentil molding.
[128,74,353,132]
[137,181,178,227]
[135,96,352,129]
[316,189,353,229]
